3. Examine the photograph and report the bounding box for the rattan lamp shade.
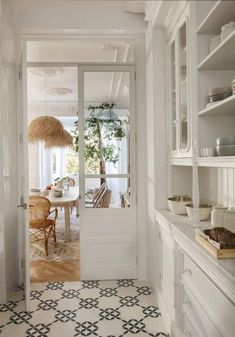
[45,130,73,148]
[28,116,73,148]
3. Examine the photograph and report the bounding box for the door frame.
[18,37,147,290]
[17,40,30,310]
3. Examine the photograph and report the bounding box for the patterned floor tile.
[98,280,119,289]
[98,318,123,336]
[143,316,167,335]
[76,307,100,322]
[29,309,57,326]
[119,305,144,321]
[48,321,76,337]
[0,280,169,337]
[117,286,139,298]
[79,287,100,299]
[98,295,121,309]
[63,281,83,290]
[0,311,12,326]
[0,322,28,337]
[56,297,80,312]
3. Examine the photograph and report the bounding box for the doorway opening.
[25,40,136,287]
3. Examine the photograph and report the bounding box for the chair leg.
[53,225,57,247]
[43,229,49,256]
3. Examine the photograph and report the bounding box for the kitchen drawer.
[182,252,235,337]
[182,284,221,337]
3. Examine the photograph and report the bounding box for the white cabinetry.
[197,1,235,164]
[168,4,192,158]
[155,210,235,337]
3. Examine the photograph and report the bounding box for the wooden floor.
[30,259,80,283]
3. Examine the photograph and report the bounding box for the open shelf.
[197,156,235,168]
[197,1,235,35]
[198,30,235,70]
[171,158,193,166]
[171,156,235,168]
[198,94,235,116]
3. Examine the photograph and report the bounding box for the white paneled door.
[78,65,137,280]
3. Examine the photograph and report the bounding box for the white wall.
[145,21,168,285]
[0,0,20,302]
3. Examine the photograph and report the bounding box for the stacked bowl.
[208,87,232,103]
[216,136,235,156]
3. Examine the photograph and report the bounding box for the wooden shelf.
[198,30,235,70]
[197,156,235,168]
[197,1,235,35]
[198,95,235,116]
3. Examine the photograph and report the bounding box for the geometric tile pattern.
[0,280,169,337]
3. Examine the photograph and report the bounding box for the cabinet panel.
[170,41,177,152]
[160,230,175,310]
[179,20,189,151]
[168,6,191,157]
[182,252,235,337]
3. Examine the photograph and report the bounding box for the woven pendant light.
[44,129,73,148]
[28,116,73,148]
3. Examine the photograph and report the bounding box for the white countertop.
[155,209,235,303]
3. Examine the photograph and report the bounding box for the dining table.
[47,186,79,242]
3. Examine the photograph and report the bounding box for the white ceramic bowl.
[216,136,235,146]
[41,190,49,196]
[216,144,235,156]
[186,204,212,221]
[53,189,63,198]
[30,188,41,195]
[168,196,192,215]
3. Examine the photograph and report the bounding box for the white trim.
[17,41,31,311]
[18,29,145,41]
[78,64,137,280]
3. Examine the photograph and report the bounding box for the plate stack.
[216,136,235,156]
[232,79,235,95]
[208,87,232,103]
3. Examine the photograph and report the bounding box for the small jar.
[223,208,235,232]
[211,205,227,227]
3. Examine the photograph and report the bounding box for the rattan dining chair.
[85,183,106,207]
[68,178,76,186]
[29,196,58,256]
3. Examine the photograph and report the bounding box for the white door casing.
[78,64,137,280]
[17,42,30,310]
[19,61,137,294]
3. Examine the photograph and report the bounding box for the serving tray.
[195,233,235,259]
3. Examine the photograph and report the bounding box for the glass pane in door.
[82,70,131,208]
[85,177,130,208]
[179,22,189,150]
[170,41,176,152]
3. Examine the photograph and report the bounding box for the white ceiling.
[27,41,131,107]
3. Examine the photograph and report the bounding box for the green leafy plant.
[72,102,127,183]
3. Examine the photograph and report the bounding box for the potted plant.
[72,102,127,185]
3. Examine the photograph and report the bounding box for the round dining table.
[47,186,79,242]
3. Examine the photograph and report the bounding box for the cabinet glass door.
[179,21,189,150]
[170,41,176,152]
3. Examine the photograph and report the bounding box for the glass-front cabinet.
[168,13,191,157]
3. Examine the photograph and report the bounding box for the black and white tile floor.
[0,280,169,337]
